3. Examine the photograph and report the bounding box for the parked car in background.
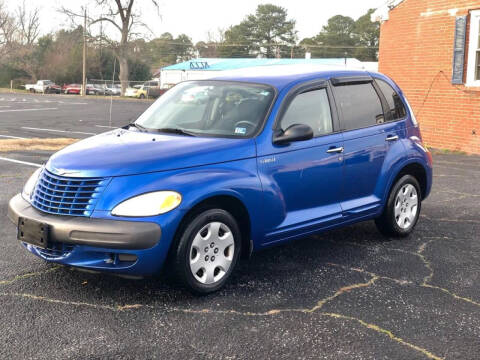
[105,84,121,96]
[143,80,161,98]
[159,83,175,97]
[62,84,81,95]
[87,84,106,95]
[8,68,433,294]
[25,80,61,94]
[125,81,161,99]
[125,84,143,98]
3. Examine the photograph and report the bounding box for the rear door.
[331,76,404,219]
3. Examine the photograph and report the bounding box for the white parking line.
[0,156,42,167]
[21,127,97,135]
[0,107,58,113]
[0,135,27,139]
[95,125,117,128]
[0,105,11,108]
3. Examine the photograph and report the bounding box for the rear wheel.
[375,175,421,237]
[139,93,145,99]
[172,209,241,294]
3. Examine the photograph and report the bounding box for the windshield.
[135,81,275,137]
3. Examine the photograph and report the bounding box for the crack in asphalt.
[0,223,476,359]
[0,266,59,286]
[338,237,480,308]
[420,214,480,224]
[0,259,446,360]
[0,278,443,360]
[320,312,443,360]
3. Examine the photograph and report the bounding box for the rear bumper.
[8,194,161,250]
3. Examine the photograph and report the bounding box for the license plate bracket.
[17,217,49,249]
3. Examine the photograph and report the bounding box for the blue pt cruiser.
[8,68,433,294]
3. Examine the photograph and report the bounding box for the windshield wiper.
[125,122,147,132]
[155,127,197,137]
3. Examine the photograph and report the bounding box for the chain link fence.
[86,79,163,99]
[5,79,164,99]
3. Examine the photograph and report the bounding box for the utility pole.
[82,8,87,96]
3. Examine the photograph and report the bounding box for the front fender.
[92,158,263,266]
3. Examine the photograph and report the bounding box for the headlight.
[111,191,182,217]
[22,167,42,202]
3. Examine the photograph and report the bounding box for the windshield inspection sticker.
[235,127,247,135]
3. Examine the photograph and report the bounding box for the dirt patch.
[0,138,78,152]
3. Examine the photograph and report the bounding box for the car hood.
[46,129,256,178]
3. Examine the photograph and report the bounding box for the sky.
[8,0,386,43]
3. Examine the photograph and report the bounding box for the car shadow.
[36,220,423,311]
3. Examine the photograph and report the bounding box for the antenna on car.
[109,57,116,128]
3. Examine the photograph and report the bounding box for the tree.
[174,34,194,62]
[247,4,297,58]
[16,0,40,45]
[0,2,15,57]
[5,2,42,80]
[61,0,160,95]
[303,15,356,58]
[300,10,379,61]
[218,4,297,58]
[353,9,379,61]
[148,32,194,68]
[196,41,217,58]
[218,24,253,58]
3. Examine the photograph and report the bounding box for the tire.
[172,209,241,294]
[139,94,145,99]
[29,88,35,93]
[375,174,422,237]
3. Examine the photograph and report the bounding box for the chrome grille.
[31,169,109,217]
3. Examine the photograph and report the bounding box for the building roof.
[161,58,366,72]
[371,0,405,22]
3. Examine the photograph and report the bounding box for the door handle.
[386,135,399,142]
[326,146,344,154]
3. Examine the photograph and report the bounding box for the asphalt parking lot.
[1,92,479,359]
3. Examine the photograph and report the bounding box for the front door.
[258,84,344,244]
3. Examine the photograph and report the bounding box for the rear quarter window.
[376,79,407,121]
[334,83,384,131]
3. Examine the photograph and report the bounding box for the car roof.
[209,65,374,91]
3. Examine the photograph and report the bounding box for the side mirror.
[273,124,314,145]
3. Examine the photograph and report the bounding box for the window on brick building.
[466,10,480,86]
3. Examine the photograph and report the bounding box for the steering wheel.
[233,120,257,135]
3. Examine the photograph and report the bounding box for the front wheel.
[172,209,241,294]
[375,175,421,237]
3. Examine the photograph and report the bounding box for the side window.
[280,88,333,137]
[334,83,384,130]
[376,79,406,121]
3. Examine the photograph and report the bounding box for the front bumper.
[8,194,161,250]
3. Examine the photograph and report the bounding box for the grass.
[0,138,78,152]
[0,88,28,94]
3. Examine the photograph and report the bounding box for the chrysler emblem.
[51,167,79,176]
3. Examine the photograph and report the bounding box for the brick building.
[374,0,480,154]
